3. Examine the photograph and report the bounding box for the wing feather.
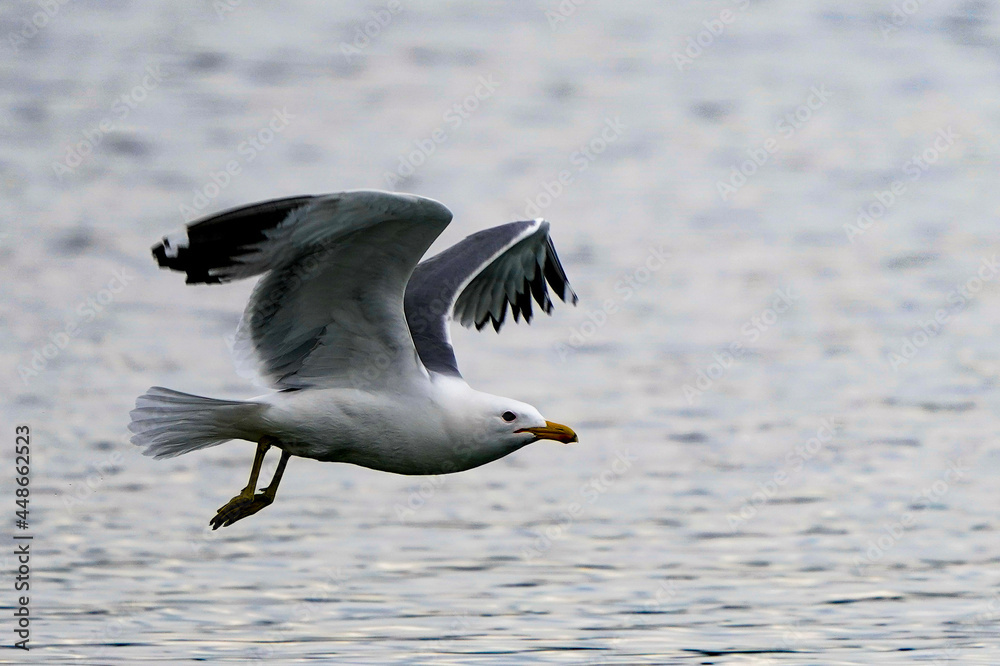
[403,219,577,376]
[153,190,452,389]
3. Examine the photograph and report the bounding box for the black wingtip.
[152,242,167,267]
[489,306,506,333]
[542,241,578,306]
[529,272,553,313]
[152,238,224,284]
[149,194,316,285]
[516,288,533,323]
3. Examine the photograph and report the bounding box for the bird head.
[435,382,578,471]
[480,396,578,448]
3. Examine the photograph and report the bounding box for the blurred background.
[2,0,1000,663]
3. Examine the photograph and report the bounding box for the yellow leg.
[210,437,287,530]
[238,440,271,498]
[259,449,291,502]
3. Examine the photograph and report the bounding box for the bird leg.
[210,437,290,529]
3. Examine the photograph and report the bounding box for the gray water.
[2,0,1000,663]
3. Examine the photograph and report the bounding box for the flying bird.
[128,190,579,529]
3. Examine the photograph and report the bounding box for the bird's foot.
[210,490,274,530]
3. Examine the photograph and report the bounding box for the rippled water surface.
[2,1,1000,663]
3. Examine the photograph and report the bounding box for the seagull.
[128,190,579,529]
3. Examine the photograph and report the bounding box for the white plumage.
[128,190,578,528]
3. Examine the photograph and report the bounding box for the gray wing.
[403,219,578,376]
[153,190,452,389]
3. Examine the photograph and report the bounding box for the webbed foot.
[210,491,274,529]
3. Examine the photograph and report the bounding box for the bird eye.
[502,411,517,422]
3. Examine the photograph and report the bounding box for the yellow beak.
[516,420,579,444]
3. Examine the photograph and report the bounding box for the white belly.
[253,384,519,475]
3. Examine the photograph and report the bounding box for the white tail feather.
[128,387,263,459]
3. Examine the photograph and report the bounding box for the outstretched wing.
[403,219,577,377]
[153,190,452,389]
